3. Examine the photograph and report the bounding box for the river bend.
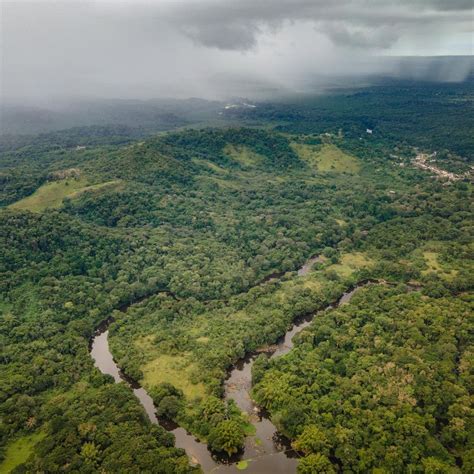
[90,257,371,472]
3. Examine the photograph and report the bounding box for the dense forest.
[225,79,474,157]
[0,81,473,473]
[253,286,473,472]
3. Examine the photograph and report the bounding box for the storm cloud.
[163,0,473,51]
[1,0,472,103]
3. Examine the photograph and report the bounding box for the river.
[90,256,369,473]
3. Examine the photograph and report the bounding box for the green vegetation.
[422,250,458,281]
[0,433,45,473]
[8,177,88,212]
[0,81,472,472]
[142,354,207,401]
[297,453,334,474]
[325,252,372,278]
[208,420,245,456]
[292,143,360,173]
[8,177,121,212]
[223,144,264,168]
[236,459,249,470]
[253,287,473,472]
[106,129,471,470]
[229,80,474,158]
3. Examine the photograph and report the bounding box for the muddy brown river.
[90,257,369,473]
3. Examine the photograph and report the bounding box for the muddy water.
[90,327,218,471]
[90,257,368,473]
[91,329,159,423]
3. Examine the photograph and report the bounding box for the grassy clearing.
[0,432,45,473]
[136,335,208,400]
[326,252,373,278]
[422,251,458,280]
[290,143,318,164]
[224,144,264,167]
[8,178,121,212]
[141,354,207,401]
[135,335,157,350]
[192,158,228,174]
[67,180,122,199]
[9,178,89,212]
[423,251,442,273]
[292,143,360,173]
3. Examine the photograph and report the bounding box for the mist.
[1,0,473,106]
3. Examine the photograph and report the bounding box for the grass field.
[422,251,458,280]
[192,158,228,174]
[9,179,121,212]
[326,252,373,278]
[224,144,264,167]
[141,353,207,401]
[292,143,360,173]
[0,432,45,473]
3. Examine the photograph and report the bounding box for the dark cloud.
[182,23,260,51]
[321,24,399,49]
[426,0,474,10]
[1,0,472,103]
[163,0,472,51]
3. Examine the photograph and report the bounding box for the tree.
[297,453,335,474]
[150,383,184,419]
[422,457,454,474]
[200,396,226,424]
[81,442,100,467]
[208,420,244,456]
[292,425,330,456]
[251,354,270,385]
[156,395,182,419]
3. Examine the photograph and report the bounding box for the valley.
[1,82,473,473]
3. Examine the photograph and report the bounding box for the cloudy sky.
[1,0,473,102]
